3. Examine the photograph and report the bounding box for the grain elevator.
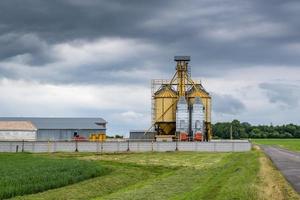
[149,56,212,141]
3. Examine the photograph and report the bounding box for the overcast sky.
[1,0,300,136]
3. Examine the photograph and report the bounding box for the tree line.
[212,120,300,139]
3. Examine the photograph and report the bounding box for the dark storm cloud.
[212,93,245,115]
[0,0,170,42]
[259,82,300,107]
[1,0,300,84]
[0,33,55,65]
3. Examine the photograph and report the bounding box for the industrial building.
[0,121,37,140]
[0,117,106,141]
[147,56,212,141]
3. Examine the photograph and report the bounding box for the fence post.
[96,140,99,153]
[151,140,154,152]
[175,139,178,151]
[75,140,78,152]
[16,145,19,153]
[101,140,103,154]
[127,139,130,152]
[48,140,51,153]
[22,140,24,152]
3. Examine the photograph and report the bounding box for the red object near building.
[74,135,87,141]
[194,132,203,141]
[180,132,188,141]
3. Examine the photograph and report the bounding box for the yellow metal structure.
[151,56,212,140]
[89,133,106,142]
[176,60,188,96]
[154,85,177,135]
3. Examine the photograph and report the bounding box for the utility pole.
[230,124,233,140]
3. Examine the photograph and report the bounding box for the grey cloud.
[0,33,50,62]
[1,0,300,84]
[259,82,300,107]
[212,93,245,114]
[0,0,170,42]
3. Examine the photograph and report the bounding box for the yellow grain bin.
[154,85,178,135]
[89,133,97,142]
[98,133,106,141]
[187,84,212,139]
[89,133,106,142]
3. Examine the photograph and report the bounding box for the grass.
[0,153,109,199]
[94,152,260,200]
[12,161,170,200]
[3,151,300,200]
[252,139,300,152]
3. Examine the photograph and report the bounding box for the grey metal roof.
[0,117,106,130]
[174,56,190,61]
[0,121,37,131]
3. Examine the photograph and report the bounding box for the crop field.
[1,151,299,200]
[0,153,109,199]
[252,139,300,152]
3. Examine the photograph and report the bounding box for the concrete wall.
[0,131,36,141]
[0,140,251,153]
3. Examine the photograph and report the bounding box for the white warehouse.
[0,121,37,140]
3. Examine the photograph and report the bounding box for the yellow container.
[89,133,97,142]
[97,133,106,142]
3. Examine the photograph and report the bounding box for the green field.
[0,153,109,199]
[1,151,299,200]
[252,139,300,152]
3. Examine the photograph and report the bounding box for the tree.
[212,121,300,139]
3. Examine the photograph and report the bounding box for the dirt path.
[262,146,300,194]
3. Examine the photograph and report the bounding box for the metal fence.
[0,140,251,153]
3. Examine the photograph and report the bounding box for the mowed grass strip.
[0,153,109,199]
[83,151,228,169]
[252,139,300,152]
[94,152,260,200]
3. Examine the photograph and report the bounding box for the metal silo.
[148,56,212,141]
[191,96,205,141]
[176,96,189,140]
[187,84,212,141]
[154,85,177,136]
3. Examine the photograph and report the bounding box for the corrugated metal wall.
[0,131,37,140]
[37,129,105,140]
[129,131,155,141]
